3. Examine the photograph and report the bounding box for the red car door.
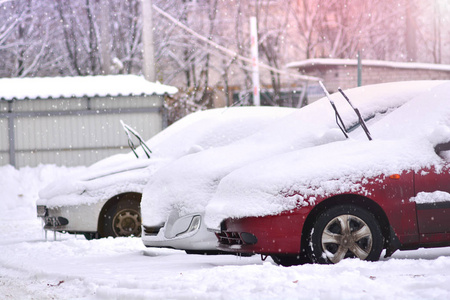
[414,151,450,244]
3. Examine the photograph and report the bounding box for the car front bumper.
[142,214,217,251]
[215,209,308,255]
[36,201,104,233]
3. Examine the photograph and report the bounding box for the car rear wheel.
[102,198,142,237]
[309,205,383,264]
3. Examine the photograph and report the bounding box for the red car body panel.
[414,166,450,243]
[217,166,450,255]
[223,209,307,254]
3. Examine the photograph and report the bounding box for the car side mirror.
[435,142,450,155]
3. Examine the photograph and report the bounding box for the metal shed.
[0,75,177,168]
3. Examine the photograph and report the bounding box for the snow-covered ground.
[2,164,450,299]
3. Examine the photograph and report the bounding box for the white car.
[140,81,445,253]
[36,106,295,240]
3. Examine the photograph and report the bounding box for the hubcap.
[113,209,142,237]
[321,214,372,264]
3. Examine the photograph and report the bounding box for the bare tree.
[0,0,449,124]
[0,0,56,77]
[414,0,450,64]
[288,0,411,61]
[255,0,291,106]
[289,0,324,59]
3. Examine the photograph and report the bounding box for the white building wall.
[1,95,165,168]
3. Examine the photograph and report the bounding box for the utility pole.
[357,51,362,87]
[250,17,260,106]
[142,0,156,82]
[405,3,417,62]
[100,0,111,75]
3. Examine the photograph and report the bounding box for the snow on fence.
[0,75,177,168]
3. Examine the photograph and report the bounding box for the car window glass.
[440,150,450,162]
[435,142,450,162]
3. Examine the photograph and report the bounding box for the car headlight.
[177,215,201,236]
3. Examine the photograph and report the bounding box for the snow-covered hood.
[141,80,446,226]
[37,156,161,207]
[204,81,450,229]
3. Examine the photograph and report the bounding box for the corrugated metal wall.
[0,95,165,168]
[0,117,9,165]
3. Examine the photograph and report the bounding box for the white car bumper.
[142,213,218,251]
[37,201,104,233]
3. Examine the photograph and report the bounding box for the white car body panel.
[43,202,105,232]
[141,213,217,251]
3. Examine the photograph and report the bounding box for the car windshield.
[319,81,405,139]
[346,108,393,133]
[320,81,375,140]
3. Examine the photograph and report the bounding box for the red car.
[208,81,450,265]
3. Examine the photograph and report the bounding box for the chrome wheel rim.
[321,214,372,264]
[113,209,141,237]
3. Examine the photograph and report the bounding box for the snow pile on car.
[411,191,450,204]
[145,106,296,159]
[205,81,450,229]
[141,81,444,226]
[37,106,295,207]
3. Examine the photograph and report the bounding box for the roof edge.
[286,58,450,72]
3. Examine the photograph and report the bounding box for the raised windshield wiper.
[319,81,348,139]
[120,120,152,159]
[338,88,372,141]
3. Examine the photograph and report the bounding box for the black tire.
[102,197,142,238]
[83,232,100,240]
[271,255,304,267]
[308,205,383,264]
[185,250,223,255]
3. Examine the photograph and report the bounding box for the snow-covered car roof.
[38,106,296,205]
[205,81,450,229]
[141,80,445,226]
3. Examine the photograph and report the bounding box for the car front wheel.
[271,254,306,267]
[309,205,383,264]
[102,198,142,238]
